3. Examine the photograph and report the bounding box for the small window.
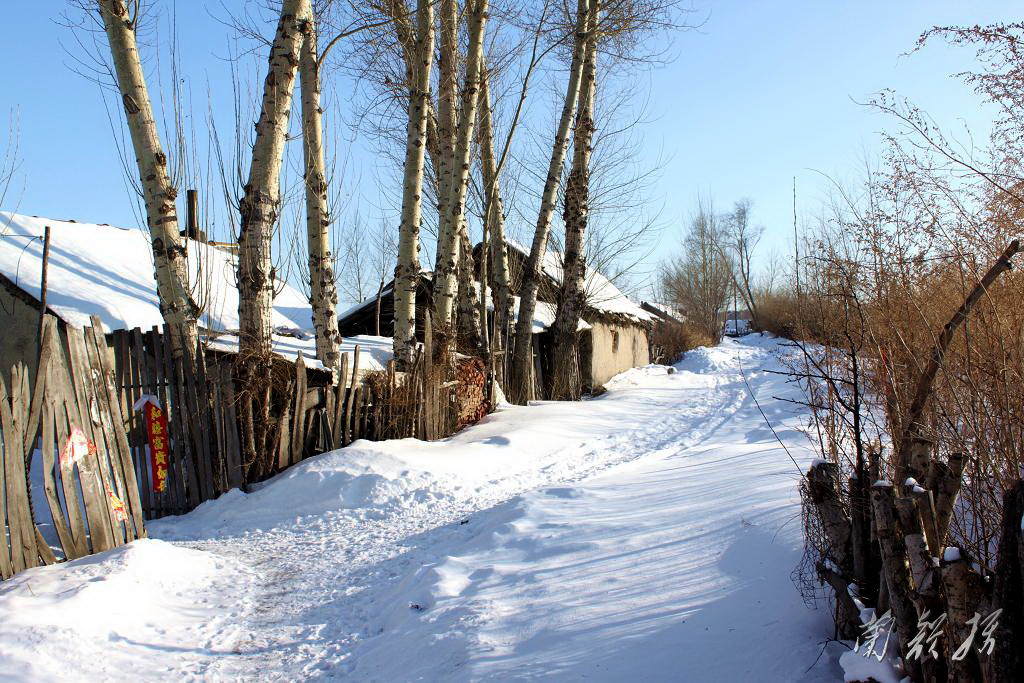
[611,329,619,353]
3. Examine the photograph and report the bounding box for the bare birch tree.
[431,0,490,342]
[394,0,436,368]
[479,70,514,358]
[549,1,599,400]
[237,0,310,359]
[509,0,594,403]
[660,201,732,340]
[298,12,342,369]
[96,0,198,361]
[720,199,763,330]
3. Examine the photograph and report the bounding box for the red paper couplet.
[143,401,170,494]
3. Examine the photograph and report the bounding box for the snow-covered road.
[0,336,843,681]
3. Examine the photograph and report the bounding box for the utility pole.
[793,176,800,301]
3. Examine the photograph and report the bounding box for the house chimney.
[183,189,207,242]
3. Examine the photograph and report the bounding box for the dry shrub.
[649,321,713,364]
[754,290,800,339]
[682,323,716,350]
[794,174,1024,571]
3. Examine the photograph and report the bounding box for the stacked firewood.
[455,357,489,429]
[808,443,1023,682]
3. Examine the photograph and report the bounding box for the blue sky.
[2,1,1020,300]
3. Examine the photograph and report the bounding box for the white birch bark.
[509,0,592,403]
[431,0,488,335]
[299,15,342,369]
[97,0,197,361]
[393,0,436,368]
[433,0,459,239]
[549,4,598,400]
[237,0,310,358]
[456,229,485,354]
[479,70,514,356]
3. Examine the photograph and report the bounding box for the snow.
[0,212,311,333]
[0,336,841,680]
[838,648,903,683]
[943,547,962,563]
[723,317,752,336]
[0,539,256,681]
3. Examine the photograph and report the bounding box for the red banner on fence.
[142,401,170,494]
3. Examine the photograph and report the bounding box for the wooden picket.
[1,312,484,583]
[105,325,479,521]
[111,328,242,518]
[1,316,147,581]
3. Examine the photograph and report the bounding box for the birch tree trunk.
[432,0,489,338]
[97,0,197,362]
[434,0,458,229]
[299,15,342,369]
[430,0,458,341]
[237,0,309,359]
[457,230,485,354]
[479,71,514,362]
[393,0,436,369]
[509,0,592,404]
[549,7,598,400]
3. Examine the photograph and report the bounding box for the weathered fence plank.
[332,352,349,449]
[88,318,145,539]
[290,355,307,466]
[65,328,117,554]
[1,368,37,573]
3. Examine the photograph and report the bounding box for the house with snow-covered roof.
[338,239,654,394]
[489,240,654,391]
[0,212,386,378]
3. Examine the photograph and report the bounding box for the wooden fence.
[112,321,478,520]
[1,315,146,580]
[2,316,487,580]
[111,327,243,519]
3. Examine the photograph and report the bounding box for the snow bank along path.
[0,336,840,681]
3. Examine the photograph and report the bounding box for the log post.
[941,547,985,682]
[808,461,858,639]
[895,493,937,600]
[816,561,863,639]
[808,462,853,573]
[928,452,965,545]
[849,472,871,590]
[911,484,941,559]
[870,481,921,680]
[906,436,934,483]
[988,480,1024,682]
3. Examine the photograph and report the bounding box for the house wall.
[0,285,112,386]
[585,320,649,388]
[0,286,46,378]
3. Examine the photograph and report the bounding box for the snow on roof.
[642,301,686,322]
[505,239,653,324]
[338,287,393,322]
[0,212,312,333]
[207,333,393,373]
[507,291,590,334]
[337,278,590,334]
